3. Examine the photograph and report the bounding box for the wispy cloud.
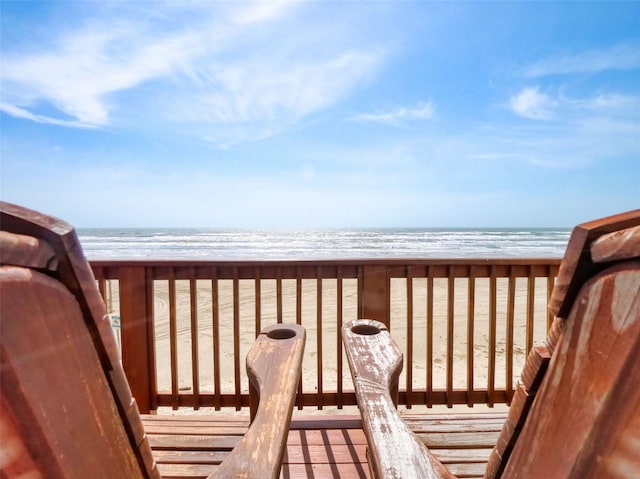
[230,0,296,25]
[522,43,640,77]
[175,52,380,124]
[509,87,640,122]
[348,102,435,126]
[0,2,384,143]
[499,89,640,168]
[1,22,203,126]
[0,102,97,129]
[509,87,557,120]
[567,93,640,115]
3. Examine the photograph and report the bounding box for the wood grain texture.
[548,209,640,318]
[92,256,560,411]
[0,231,57,270]
[570,302,640,479]
[504,262,640,478]
[343,319,455,479]
[345,213,639,479]
[1,202,307,479]
[120,266,156,413]
[360,266,389,325]
[0,266,144,478]
[142,413,505,479]
[591,224,640,263]
[210,323,305,479]
[1,202,159,479]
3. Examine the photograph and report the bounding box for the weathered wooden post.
[119,266,156,413]
[360,264,390,326]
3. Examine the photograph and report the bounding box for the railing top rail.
[90,257,561,268]
[91,258,561,281]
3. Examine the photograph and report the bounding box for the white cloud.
[1,24,203,126]
[160,49,381,146]
[509,87,557,120]
[348,102,435,126]
[230,0,296,25]
[0,102,97,128]
[479,105,640,169]
[509,88,640,123]
[196,51,380,123]
[522,43,640,77]
[0,2,383,143]
[569,93,640,115]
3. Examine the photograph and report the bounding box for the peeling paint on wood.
[343,319,455,479]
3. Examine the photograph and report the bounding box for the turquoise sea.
[78,228,571,260]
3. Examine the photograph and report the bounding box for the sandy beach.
[108,276,550,411]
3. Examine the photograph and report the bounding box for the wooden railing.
[91,258,560,414]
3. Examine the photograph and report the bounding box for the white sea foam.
[78,228,570,260]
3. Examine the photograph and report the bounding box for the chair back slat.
[497,209,640,478]
[1,202,159,478]
[502,261,640,478]
[1,266,146,478]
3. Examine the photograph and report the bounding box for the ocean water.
[77,228,571,260]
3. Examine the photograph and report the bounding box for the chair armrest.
[210,323,305,479]
[342,319,455,479]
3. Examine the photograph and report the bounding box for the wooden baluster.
[426,266,434,408]
[525,266,535,355]
[168,272,178,409]
[211,268,221,410]
[254,267,261,337]
[506,269,516,404]
[446,266,455,408]
[406,267,414,408]
[233,268,241,410]
[189,274,200,410]
[488,267,497,407]
[316,266,323,409]
[276,267,283,324]
[467,267,476,407]
[296,267,304,409]
[337,266,344,409]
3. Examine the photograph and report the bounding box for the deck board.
[142,411,506,478]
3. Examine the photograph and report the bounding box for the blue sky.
[1,1,638,228]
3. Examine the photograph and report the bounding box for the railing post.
[119,266,155,413]
[360,265,389,326]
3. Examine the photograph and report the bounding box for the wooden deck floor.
[142,410,507,478]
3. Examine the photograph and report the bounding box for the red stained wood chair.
[343,210,640,479]
[0,201,305,479]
